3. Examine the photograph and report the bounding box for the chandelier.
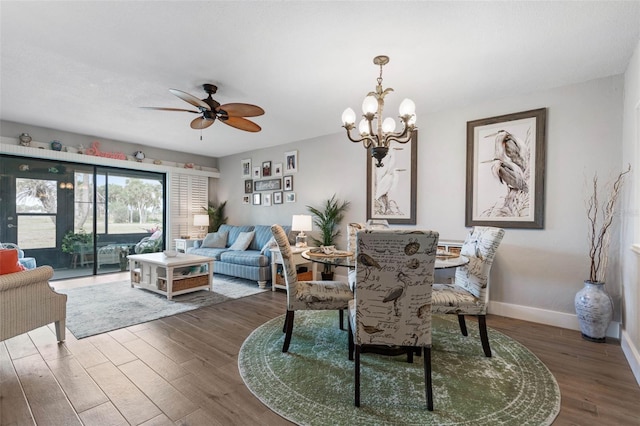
[341,55,417,167]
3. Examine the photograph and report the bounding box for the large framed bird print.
[465,108,546,229]
[366,130,417,225]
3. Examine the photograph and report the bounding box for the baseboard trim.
[621,330,640,387]
[488,301,620,338]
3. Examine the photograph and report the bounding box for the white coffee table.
[128,252,214,300]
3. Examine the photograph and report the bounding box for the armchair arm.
[0,266,54,292]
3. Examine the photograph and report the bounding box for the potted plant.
[61,229,94,254]
[575,164,630,342]
[203,200,228,232]
[307,194,350,280]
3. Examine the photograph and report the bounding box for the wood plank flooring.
[1,273,639,425]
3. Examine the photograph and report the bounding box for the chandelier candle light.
[342,55,417,167]
[292,214,313,248]
[193,214,210,238]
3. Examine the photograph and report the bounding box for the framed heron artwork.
[465,108,546,229]
[366,130,417,225]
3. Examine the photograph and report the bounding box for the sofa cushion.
[202,231,228,248]
[229,231,255,251]
[220,250,270,267]
[249,225,275,251]
[218,224,255,248]
[187,247,228,261]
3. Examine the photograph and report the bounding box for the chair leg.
[478,315,492,357]
[282,311,295,353]
[457,314,468,336]
[424,346,433,411]
[348,321,354,361]
[355,344,361,407]
[282,312,288,333]
[406,346,414,364]
[55,320,66,343]
[339,309,345,330]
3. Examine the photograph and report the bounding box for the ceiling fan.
[142,83,264,132]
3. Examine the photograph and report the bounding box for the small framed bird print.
[465,108,547,229]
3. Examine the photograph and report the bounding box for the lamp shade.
[193,214,209,227]
[291,214,313,232]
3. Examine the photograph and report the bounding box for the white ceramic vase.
[574,281,613,342]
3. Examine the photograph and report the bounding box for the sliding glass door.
[0,155,165,279]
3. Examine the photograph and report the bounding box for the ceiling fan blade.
[190,117,214,130]
[220,116,261,132]
[218,103,265,117]
[169,89,211,111]
[140,107,200,114]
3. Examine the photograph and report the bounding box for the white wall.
[621,39,640,384]
[218,75,625,332]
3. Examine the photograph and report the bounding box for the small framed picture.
[283,175,293,191]
[263,193,272,206]
[244,179,253,193]
[285,192,296,203]
[241,159,252,178]
[274,162,283,177]
[242,195,251,204]
[253,193,261,205]
[253,166,261,179]
[285,150,298,173]
[273,191,283,204]
[262,161,272,177]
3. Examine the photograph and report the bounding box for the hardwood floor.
[1,274,639,425]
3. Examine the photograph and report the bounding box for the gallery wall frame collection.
[242,150,298,206]
[465,108,546,229]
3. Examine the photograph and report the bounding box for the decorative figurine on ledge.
[134,150,145,162]
[50,140,62,151]
[19,133,32,147]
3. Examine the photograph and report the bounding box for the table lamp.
[193,214,209,238]
[291,214,313,248]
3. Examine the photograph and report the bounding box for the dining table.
[300,249,469,270]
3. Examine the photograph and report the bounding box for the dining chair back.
[348,229,439,410]
[271,224,353,353]
[432,226,505,357]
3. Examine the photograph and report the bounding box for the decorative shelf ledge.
[1,137,220,178]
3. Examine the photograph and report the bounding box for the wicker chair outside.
[0,266,67,342]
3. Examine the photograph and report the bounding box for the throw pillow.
[0,249,26,275]
[202,231,228,248]
[260,236,277,254]
[229,231,255,251]
[149,230,163,240]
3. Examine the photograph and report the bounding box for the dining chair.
[346,223,367,291]
[348,229,439,410]
[432,226,505,357]
[270,224,353,353]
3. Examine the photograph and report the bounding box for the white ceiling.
[1,1,639,158]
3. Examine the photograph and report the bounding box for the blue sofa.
[187,224,292,288]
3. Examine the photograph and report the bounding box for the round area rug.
[238,311,560,425]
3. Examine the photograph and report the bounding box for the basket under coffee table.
[127,252,214,300]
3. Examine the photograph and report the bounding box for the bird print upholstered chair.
[270,224,353,353]
[432,226,505,357]
[347,229,439,410]
[346,223,367,291]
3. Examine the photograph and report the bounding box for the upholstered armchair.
[348,229,439,410]
[432,226,505,357]
[270,224,353,353]
[134,230,163,254]
[0,266,67,343]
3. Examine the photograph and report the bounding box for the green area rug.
[58,274,266,339]
[238,311,561,425]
